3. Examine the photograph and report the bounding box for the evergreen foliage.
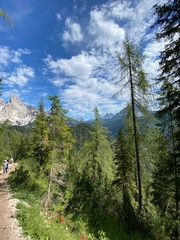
[0,122,22,163]
[43,95,75,209]
[72,122,93,150]
[113,105,160,236]
[6,96,178,239]
[0,2,179,237]
[153,0,180,227]
[116,40,150,210]
[153,0,180,81]
[32,98,50,167]
[70,107,115,221]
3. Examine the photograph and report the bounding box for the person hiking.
[3,160,8,175]
[9,156,13,168]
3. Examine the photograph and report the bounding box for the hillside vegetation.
[1,1,179,238]
[0,93,178,240]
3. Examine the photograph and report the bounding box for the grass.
[8,165,154,240]
[16,203,79,240]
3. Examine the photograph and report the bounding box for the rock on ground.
[0,164,28,240]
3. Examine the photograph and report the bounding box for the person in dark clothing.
[3,160,8,175]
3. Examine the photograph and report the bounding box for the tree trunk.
[169,110,179,220]
[44,168,53,210]
[128,51,142,211]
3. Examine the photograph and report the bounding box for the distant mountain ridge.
[102,108,127,135]
[102,113,114,119]
[0,96,37,126]
[0,96,154,136]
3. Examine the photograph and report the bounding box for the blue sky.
[0,0,165,120]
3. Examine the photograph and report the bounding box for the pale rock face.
[0,99,5,111]
[0,96,37,126]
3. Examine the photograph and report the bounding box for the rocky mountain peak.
[0,98,5,108]
[102,113,114,119]
[10,95,22,104]
[0,96,37,126]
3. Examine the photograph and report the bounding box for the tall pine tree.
[116,40,150,210]
[33,98,50,168]
[44,96,74,209]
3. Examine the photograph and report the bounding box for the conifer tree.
[116,40,149,210]
[152,130,173,214]
[157,81,179,220]
[114,126,136,225]
[113,104,157,230]
[44,96,74,209]
[33,98,50,167]
[86,107,114,188]
[153,0,180,82]
[8,129,22,159]
[72,107,114,217]
[153,0,180,220]
[114,105,136,196]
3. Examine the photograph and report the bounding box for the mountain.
[0,96,155,136]
[0,96,37,126]
[102,113,114,119]
[83,108,126,136]
[102,108,127,136]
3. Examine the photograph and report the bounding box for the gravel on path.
[0,164,27,240]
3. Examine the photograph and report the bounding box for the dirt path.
[0,164,25,240]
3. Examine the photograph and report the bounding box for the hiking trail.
[0,164,25,240]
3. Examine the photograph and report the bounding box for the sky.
[0,0,165,120]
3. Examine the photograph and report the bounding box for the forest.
[0,1,179,240]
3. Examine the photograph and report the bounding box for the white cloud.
[46,0,164,118]
[56,12,62,21]
[61,84,121,119]
[89,10,125,48]
[144,40,164,59]
[143,40,165,78]
[0,46,31,66]
[6,66,34,87]
[44,51,100,79]
[44,49,126,119]
[0,46,12,66]
[109,1,134,20]
[62,17,84,43]
[126,0,158,43]
[0,46,34,89]
[88,0,159,45]
[51,78,68,87]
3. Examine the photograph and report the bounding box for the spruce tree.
[153,0,180,81]
[114,126,136,227]
[44,96,74,209]
[72,107,114,218]
[152,130,173,214]
[33,98,50,167]
[114,105,157,231]
[153,0,180,220]
[158,81,179,220]
[86,107,114,188]
[114,105,136,197]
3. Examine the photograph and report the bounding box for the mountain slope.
[102,108,127,136]
[0,96,37,126]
